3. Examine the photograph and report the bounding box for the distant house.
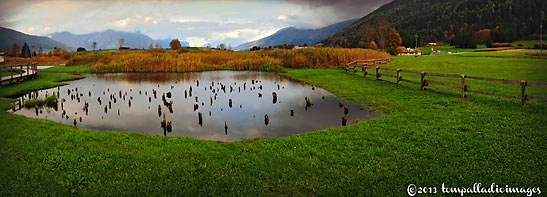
[396,46,422,56]
[119,47,130,50]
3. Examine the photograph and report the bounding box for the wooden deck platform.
[0,62,38,87]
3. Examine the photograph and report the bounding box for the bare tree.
[118,38,125,48]
[227,44,232,51]
[219,43,226,50]
[92,42,97,51]
[155,43,159,49]
[149,43,154,49]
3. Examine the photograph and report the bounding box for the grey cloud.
[282,0,392,19]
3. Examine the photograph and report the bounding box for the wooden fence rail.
[345,59,547,107]
[0,62,38,87]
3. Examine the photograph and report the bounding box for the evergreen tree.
[21,42,31,58]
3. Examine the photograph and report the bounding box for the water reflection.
[11,71,381,142]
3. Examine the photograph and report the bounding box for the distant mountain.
[202,38,246,49]
[49,30,155,50]
[322,0,547,48]
[234,18,358,51]
[0,27,73,51]
[155,39,190,49]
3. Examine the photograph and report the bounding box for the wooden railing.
[345,59,547,107]
[0,62,38,87]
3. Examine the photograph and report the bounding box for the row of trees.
[3,42,72,59]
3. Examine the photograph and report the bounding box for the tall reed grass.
[6,56,69,65]
[68,48,389,73]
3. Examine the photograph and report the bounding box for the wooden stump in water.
[342,115,347,126]
[290,110,294,116]
[166,92,172,98]
[198,112,203,126]
[158,105,162,117]
[264,114,269,125]
[272,92,277,104]
[224,121,228,135]
[229,99,232,108]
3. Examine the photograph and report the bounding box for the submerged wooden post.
[363,67,367,78]
[520,80,527,107]
[396,69,401,85]
[420,72,426,90]
[375,67,380,80]
[460,74,466,98]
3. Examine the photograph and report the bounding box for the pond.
[10,71,381,141]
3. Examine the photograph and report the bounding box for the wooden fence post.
[363,67,367,78]
[521,80,527,107]
[20,65,23,77]
[10,65,13,80]
[376,67,380,80]
[420,72,425,90]
[396,69,401,85]
[460,74,466,98]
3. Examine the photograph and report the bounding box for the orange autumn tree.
[388,27,402,49]
[369,41,378,50]
[169,39,182,50]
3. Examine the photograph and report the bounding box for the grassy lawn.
[419,44,486,54]
[41,65,94,73]
[0,55,546,195]
[1,71,23,77]
[513,40,542,49]
[0,73,84,97]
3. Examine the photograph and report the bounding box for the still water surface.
[11,71,381,141]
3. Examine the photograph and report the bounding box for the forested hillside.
[322,0,546,48]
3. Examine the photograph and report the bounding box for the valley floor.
[0,54,546,195]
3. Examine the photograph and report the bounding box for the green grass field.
[513,40,542,49]
[41,65,94,73]
[0,54,546,195]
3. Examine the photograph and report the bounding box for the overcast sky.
[0,0,391,46]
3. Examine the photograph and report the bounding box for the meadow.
[0,50,546,195]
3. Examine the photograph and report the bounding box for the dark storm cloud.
[283,0,393,19]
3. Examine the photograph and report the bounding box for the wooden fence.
[0,62,38,87]
[345,58,547,107]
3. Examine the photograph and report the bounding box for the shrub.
[177,48,189,53]
[517,42,524,47]
[491,43,513,48]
